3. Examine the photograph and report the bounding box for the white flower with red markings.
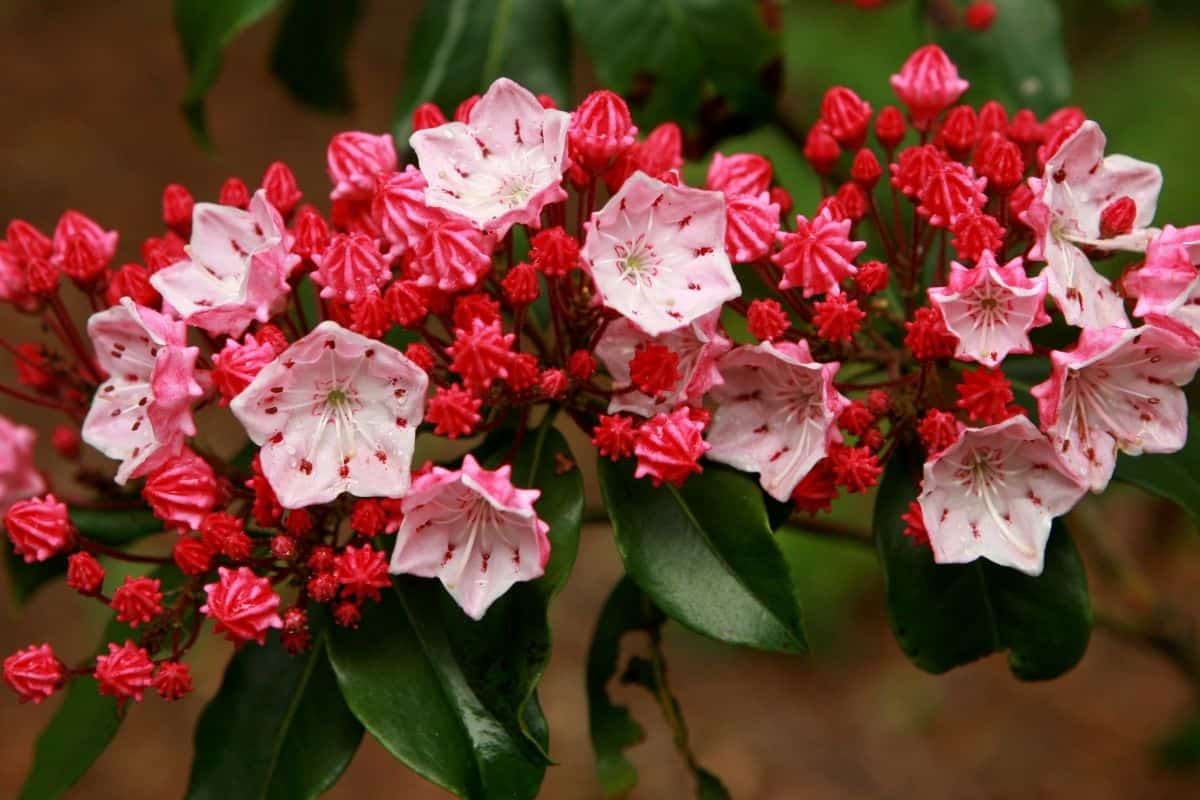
[82,299,203,484]
[230,321,428,509]
[929,251,1049,367]
[918,415,1086,575]
[1023,121,1162,328]
[1031,322,1200,492]
[389,455,549,620]
[582,171,740,336]
[150,190,299,338]
[706,340,849,502]
[411,78,570,237]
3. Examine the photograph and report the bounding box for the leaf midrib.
[258,636,324,800]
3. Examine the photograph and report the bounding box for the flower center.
[614,236,661,288]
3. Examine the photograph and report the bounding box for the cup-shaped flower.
[595,310,730,417]
[150,190,299,338]
[389,455,550,620]
[1031,322,1200,492]
[230,321,428,509]
[706,340,849,502]
[1024,121,1162,328]
[929,251,1049,367]
[1122,224,1200,331]
[918,415,1086,575]
[582,171,740,336]
[410,78,570,238]
[82,298,203,484]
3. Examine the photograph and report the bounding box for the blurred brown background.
[2,1,1200,798]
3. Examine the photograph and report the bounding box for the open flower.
[706,340,849,502]
[389,455,550,620]
[410,78,570,237]
[82,299,203,484]
[1031,322,1200,491]
[594,310,730,417]
[918,415,1086,575]
[1122,224,1200,332]
[929,251,1049,367]
[1023,121,1162,328]
[150,190,299,338]
[582,171,740,335]
[230,321,428,509]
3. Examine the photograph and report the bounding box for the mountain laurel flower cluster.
[1,45,1198,796]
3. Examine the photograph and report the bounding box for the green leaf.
[186,620,363,800]
[18,678,124,800]
[3,541,67,607]
[587,577,731,799]
[1113,415,1200,524]
[933,0,1071,115]
[20,566,186,799]
[1156,710,1200,771]
[70,508,162,544]
[597,458,807,653]
[569,0,778,128]
[174,0,285,144]
[328,585,547,800]
[393,0,571,145]
[269,0,362,113]
[874,447,1092,679]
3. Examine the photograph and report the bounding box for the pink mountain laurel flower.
[582,171,741,336]
[201,566,283,646]
[705,340,849,502]
[150,190,299,338]
[1122,224,1200,332]
[0,415,45,514]
[389,455,550,621]
[918,415,1087,576]
[230,321,428,509]
[594,310,731,417]
[772,209,867,297]
[724,192,782,263]
[410,77,570,238]
[81,298,203,484]
[1023,120,1163,328]
[311,232,391,304]
[1031,322,1200,492]
[928,251,1050,367]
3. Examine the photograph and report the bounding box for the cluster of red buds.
[3,43,1199,708]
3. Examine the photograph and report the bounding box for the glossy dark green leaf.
[70,507,162,544]
[569,0,778,128]
[1156,710,1200,770]
[393,0,570,144]
[269,0,362,113]
[20,566,185,800]
[186,621,363,800]
[174,0,285,144]
[598,459,806,653]
[328,586,546,800]
[1113,415,1200,524]
[874,447,1091,679]
[933,0,1071,115]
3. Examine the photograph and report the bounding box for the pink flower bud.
[327,131,397,202]
[4,494,71,564]
[143,449,218,531]
[3,644,64,704]
[569,90,637,171]
[201,566,283,645]
[94,641,154,702]
[312,232,391,303]
[261,161,303,217]
[889,45,969,130]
